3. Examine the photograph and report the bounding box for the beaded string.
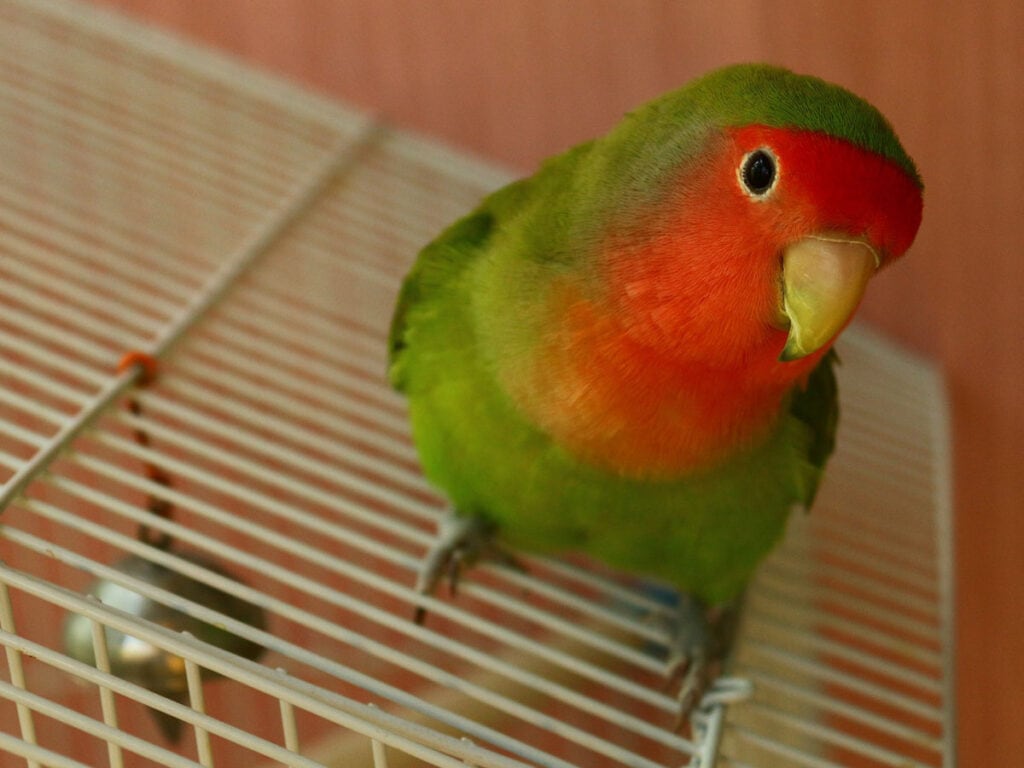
[117,351,173,550]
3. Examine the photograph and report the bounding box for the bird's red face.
[607,124,923,369]
[727,124,922,263]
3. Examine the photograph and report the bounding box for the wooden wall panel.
[80,1,1024,763]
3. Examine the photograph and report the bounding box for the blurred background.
[78,1,1023,763]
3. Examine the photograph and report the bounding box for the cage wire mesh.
[0,1,954,766]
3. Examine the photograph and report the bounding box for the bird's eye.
[740,148,777,197]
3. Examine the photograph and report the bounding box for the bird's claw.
[661,594,750,728]
[669,648,712,721]
[413,512,519,623]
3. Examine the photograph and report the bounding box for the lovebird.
[388,63,922,710]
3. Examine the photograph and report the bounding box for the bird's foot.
[413,512,520,623]
[662,595,751,728]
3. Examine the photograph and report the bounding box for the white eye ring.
[738,147,779,198]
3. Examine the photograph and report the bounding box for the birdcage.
[0,2,955,766]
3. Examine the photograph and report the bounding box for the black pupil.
[743,150,775,194]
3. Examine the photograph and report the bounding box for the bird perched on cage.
[388,63,922,713]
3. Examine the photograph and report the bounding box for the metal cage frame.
[0,2,954,766]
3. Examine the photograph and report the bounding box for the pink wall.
[82,1,1024,762]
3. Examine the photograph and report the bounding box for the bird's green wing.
[387,168,542,389]
[386,137,596,394]
[388,208,492,389]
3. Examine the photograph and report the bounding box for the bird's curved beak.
[777,234,880,361]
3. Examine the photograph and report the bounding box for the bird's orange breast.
[499,283,821,479]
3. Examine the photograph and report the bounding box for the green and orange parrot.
[388,63,922,708]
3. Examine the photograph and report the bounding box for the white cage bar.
[0,1,954,766]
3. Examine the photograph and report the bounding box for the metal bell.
[62,550,267,742]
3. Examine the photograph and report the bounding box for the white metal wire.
[0,1,953,767]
